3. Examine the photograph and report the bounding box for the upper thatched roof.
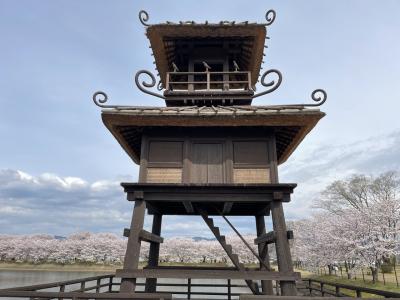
[146,23,267,87]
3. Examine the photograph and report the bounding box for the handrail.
[0,275,250,300]
[168,71,250,75]
[0,274,114,291]
[303,278,400,298]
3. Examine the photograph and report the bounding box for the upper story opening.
[146,24,267,106]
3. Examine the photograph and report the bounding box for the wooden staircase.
[199,210,260,295]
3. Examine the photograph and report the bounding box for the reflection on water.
[0,270,250,299]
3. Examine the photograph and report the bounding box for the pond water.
[0,270,105,289]
[0,270,250,299]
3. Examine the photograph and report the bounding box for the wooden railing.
[301,278,400,298]
[0,274,250,299]
[1,274,115,293]
[166,71,252,92]
[3,274,400,299]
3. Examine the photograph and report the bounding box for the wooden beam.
[254,231,275,245]
[145,202,161,215]
[120,200,146,292]
[0,291,173,299]
[255,215,273,295]
[145,214,163,293]
[222,202,233,214]
[254,230,294,245]
[139,230,164,244]
[271,201,297,295]
[240,297,352,300]
[116,269,300,281]
[257,205,270,216]
[182,201,194,213]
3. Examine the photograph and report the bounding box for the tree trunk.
[371,267,379,283]
[328,265,333,276]
[345,261,352,279]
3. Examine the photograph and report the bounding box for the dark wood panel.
[191,143,208,183]
[233,141,269,165]
[207,143,224,183]
[148,141,183,164]
[191,143,224,183]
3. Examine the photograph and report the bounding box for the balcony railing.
[165,71,252,93]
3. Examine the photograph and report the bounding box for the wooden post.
[271,193,297,296]
[120,199,146,292]
[145,214,163,292]
[255,215,273,295]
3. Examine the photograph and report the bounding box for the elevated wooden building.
[93,10,326,298]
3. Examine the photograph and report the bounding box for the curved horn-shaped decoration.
[157,80,163,91]
[93,91,109,108]
[139,10,150,26]
[92,91,120,109]
[252,69,282,98]
[305,89,327,107]
[265,10,276,26]
[134,70,165,99]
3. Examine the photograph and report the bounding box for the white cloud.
[281,130,400,220]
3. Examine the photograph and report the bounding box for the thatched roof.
[146,23,266,87]
[101,105,325,165]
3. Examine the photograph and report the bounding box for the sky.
[0,0,399,237]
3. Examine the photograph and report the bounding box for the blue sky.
[0,0,399,237]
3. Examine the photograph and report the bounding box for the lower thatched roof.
[101,105,325,165]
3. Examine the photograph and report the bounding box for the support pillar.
[145,213,163,292]
[271,193,297,296]
[255,215,274,295]
[120,199,146,292]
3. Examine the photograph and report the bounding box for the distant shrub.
[381,264,393,274]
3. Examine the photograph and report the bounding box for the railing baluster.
[320,282,324,296]
[308,279,312,295]
[335,285,340,296]
[80,281,85,292]
[96,278,101,293]
[356,289,362,297]
[58,284,65,300]
[108,276,113,293]
[227,279,231,300]
[206,72,210,91]
[187,278,191,300]
[166,72,170,91]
